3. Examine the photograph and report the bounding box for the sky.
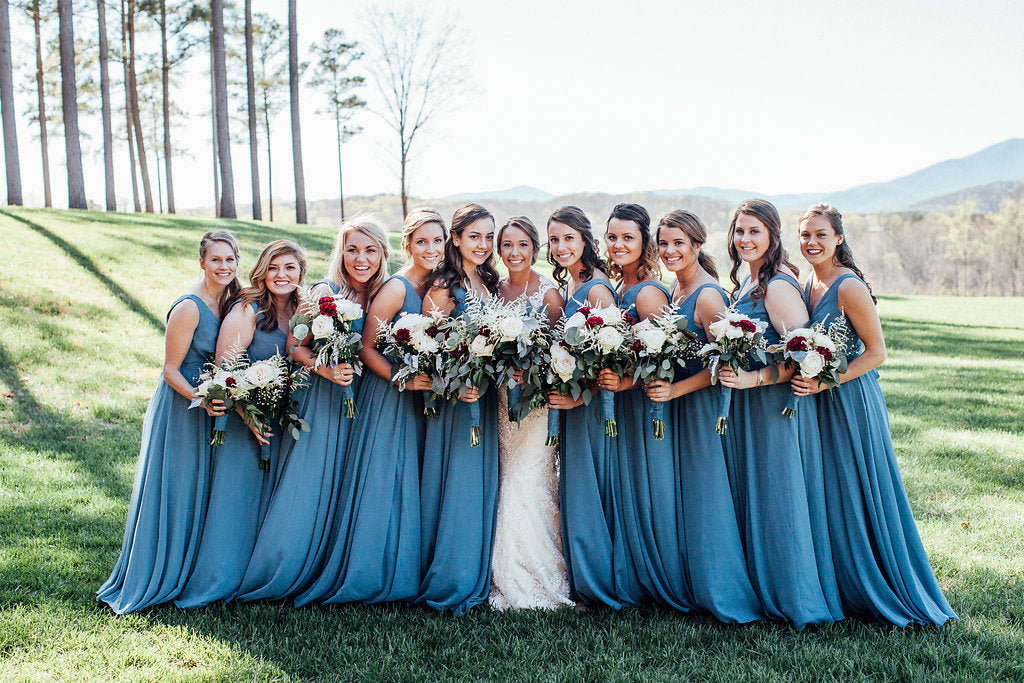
[5,0,1024,211]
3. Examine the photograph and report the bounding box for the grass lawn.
[1,207,1023,681]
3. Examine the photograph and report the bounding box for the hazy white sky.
[7,0,1024,210]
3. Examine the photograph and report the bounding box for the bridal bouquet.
[482,295,552,423]
[192,352,250,446]
[376,311,448,418]
[543,334,591,447]
[774,318,849,417]
[697,308,770,435]
[289,289,364,417]
[562,304,637,437]
[630,309,697,439]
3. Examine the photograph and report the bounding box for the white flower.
[336,299,363,322]
[196,379,213,395]
[698,342,720,356]
[395,313,430,333]
[596,327,624,352]
[812,332,835,353]
[724,322,744,339]
[311,315,335,340]
[244,361,279,387]
[564,312,586,331]
[799,350,825,377]
[412,335,439,354]
[786,328,813,344]
[707,318,729,341]
[292,323,310,341]
[552,353,576,382]
[594,306,622,325]
[637,327,668,353]
[495,315,525,341]
[469,335,494,357]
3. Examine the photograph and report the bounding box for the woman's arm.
[423,285,455,317]
[648,288,727,401]
[632,284,669,322]
[215,302,257,365]
[585,280,616,308]
[163,299,202,401]
[290,282,353,385]
[542,287,565,328]
[719,279,803,389]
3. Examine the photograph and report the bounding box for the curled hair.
[606,203,660,282]
[546,205,608,288]
[656,210,718,279]
[433,203,500,297]
[726,199,799,301]
[325,213,391,300]
[497,215,541,265]
[233,239,307,332]
[401,207,447,255]
[199,230,243,318]
[799,203,876,304]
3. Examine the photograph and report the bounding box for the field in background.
[1,208,1022,680]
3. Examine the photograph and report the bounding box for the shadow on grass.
[882,318,1024,359]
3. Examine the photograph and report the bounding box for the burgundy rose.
[395,328,412,343]
[734,319,757,333]
[585,316,604,328]
[578,306,592,316]
[426,325,440,338]
[630,339,642,352]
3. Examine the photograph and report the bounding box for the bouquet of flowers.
[630,309,697,439]
[192,351,250,446]
[289,289,364,417]
[562,304,637,437]
[543,333,592,447]
[697,308,770,435]
[774,318,849,417]
[480,295,552,424]
[376,311,448,418]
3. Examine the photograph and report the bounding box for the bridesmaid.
[545,205,622,609]
[598,203,691,609]
[794,203,956,626]
[644,210,763,624]
[296,208,444,606]
[98,231,239,613]
[235,216,389,602]
[176,240,306,609]
[417,203,501,613]
[717,199,843,629]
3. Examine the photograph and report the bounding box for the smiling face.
[408,221,445,271]
[200,240,238,287]
[732,212,771,264]
[605,217,644,270]
[657,225,699,274]
[499,225,536,274]
[799,214,842,267]
[453,217,495,267]
[546,220,585,269]
[344,229,383,288]
[265,252,303,297]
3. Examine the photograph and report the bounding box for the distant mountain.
[441,185,556,202]
[911,180,1024,213]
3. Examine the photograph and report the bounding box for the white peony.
[244,361,279,387]
[311,315,335,339]
[799,350,825,377]
[395,313,430,333]
[637,327,668,353]
[596,327,624,352]
[496,315,525,341]
[469,335,494,357]
[336,299,363,322]
[292,323,310,341]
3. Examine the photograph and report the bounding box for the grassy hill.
[1,208,1023,680]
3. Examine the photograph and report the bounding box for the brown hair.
[325,213,390,299]
[546,205,608,288]
[497,216,541,265]
[606,203,660,283]
[656,210,717,279]
[726,199,798,301]
[799,203,876,304]
[433,203,500,297]
[199,230,242,318]
[233,240,307,332]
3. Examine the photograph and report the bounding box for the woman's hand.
[246,419,272,445]
[319,362,354,386]
[547,390,583,410]
[512,369,524,386]
[718,366,759,390]
[202,397,226,417]
[597,368,622,392]
[459,385,480,403]
[403,372,433,391]
[791,375,825,396]
[644,379,676,403]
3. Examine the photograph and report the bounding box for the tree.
[243,0,258,219]
[287,0,304,223]
[211,0,234,217]
[309,28,363,221]
[120,0,139,211]
[126,0,153,211]
[0,0,22,205]
[363,2,466,217]
[25,0,50,206]
[252,11,285,221]
[97,0,114,210]
[57,0,85,208]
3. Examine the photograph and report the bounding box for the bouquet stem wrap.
[716,386,732,435]
[649,400,665,440]
[211,414,227,446]
[783,392,799,418]
[600,388,617,437]
[546,408,559,447]
[424,391,439,419]
[469,398,481,447]
[258,441,271,471]
[507,384,521,423]
[341,383,358,419]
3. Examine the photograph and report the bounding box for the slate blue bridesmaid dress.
[723,273,843,629]
[670,283,763,623]
[295,275,424,606]
[417,286,500,613]
[806,273,956,626]
[235,282,363,602]
[613,280,696,610]
[97,294,218,613]
[558,278,623,609]
[175,301,287,609]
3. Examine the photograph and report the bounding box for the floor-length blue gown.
[558,278,623,609]
[671,283,763,623]
[613,281,696,610]
[175,301,287,609]
[235,282,365,602]
[417,286,500,613]
[97,294,218,613]
[806,273,956,626]
[295,275,424,606]
[723,273,843,629]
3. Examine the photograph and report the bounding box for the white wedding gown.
[489,279,574,610]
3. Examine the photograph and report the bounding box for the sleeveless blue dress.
[175,301,288,608]
[296,275,425,606]
[723,273,843,629]
[235,282,365,602]
[558,278,623,608]
[806,273,956,626]
[417,286,500,613]
[613,281,696,609]
[97,294,218,613]
[670,283,763,623]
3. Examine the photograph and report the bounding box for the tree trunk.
[288,0,305,223]
[263,90,272,222]
[212,0,235,218]
[58,0,85,208]
[121,0,139,211]
[244,0,260,220]
[33,1,51,207]
[127,0,153,212]
[160,0,174,213]
[335,115,344,220]
[400,144,408,218]
[97,0,114,210]
[0,0,23,205]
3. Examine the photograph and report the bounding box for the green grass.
[1,207,1023,681]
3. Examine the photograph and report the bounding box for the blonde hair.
[325,213,391,299]
[234,239,307,332]
[400,207,447,255]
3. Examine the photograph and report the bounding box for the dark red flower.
[394,328,411,343]
[578,306,592,317]
[624,312,637,326]
[319,296,338,316]
[585,316,604,328]
[558,340,571,350]
[426,325,440,338]
[480,326,491,337]
[225,376,237,387]
[786,336,808,352]
[817,347,833,362]
[630,339,642,352]
[734,319,757,333]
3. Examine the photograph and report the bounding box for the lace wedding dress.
[489,278,574,610]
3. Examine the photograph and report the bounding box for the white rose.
[564,312,586,331]
[196,379,213,395]
[336,299,363,322]
[594,306,622,325]
[637,328,668,353]
[292,323,310,341]
[708,318,729,341]
[552,354,576,382]
[596,327,624,352]
[311,315,335,340]
[813,332,835,353]
[724,322,744,339]
[412,335,439,354]
[244,361,278,387]
[469,335,494,357]
[395,313,428,332]
[799,350,825,377]
[496,315,525,341]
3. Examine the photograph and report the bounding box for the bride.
[490,216,574,610]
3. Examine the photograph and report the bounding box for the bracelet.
[756,369,764,387]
